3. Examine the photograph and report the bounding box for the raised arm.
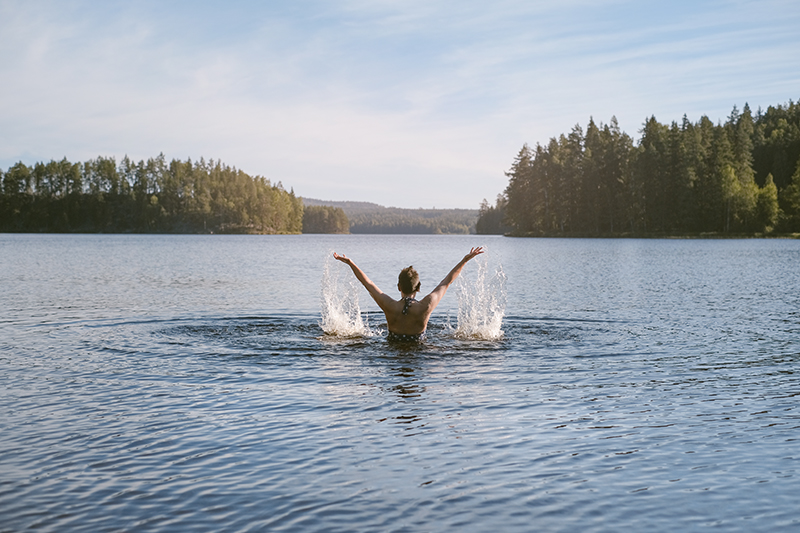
[422,247,484,309]
[333,252,394,311]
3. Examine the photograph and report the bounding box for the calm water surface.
[1,234,799,532]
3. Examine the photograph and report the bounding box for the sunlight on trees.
[483,100,800,235]
[0,155,303,234]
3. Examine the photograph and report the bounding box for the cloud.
[1,0,799,207]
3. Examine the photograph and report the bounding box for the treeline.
[478,100,800,236]
[302,205,349,233]
[302,198,478,234]
[349,209,476,234]
[0,155,304,233]
[476,196,512,235]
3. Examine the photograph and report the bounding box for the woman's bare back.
[333,247,484,337]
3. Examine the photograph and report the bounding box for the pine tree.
[503,144,535,234]
[755,174,780,232]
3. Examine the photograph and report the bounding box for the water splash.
[320,254,375,337]
[454,254,506,340]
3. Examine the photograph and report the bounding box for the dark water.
[1,234,799,532]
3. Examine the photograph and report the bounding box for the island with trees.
[477,100,800,236]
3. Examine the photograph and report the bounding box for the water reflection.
[391,367,424,399]
[354,353,429,433]
[386,359,428,432]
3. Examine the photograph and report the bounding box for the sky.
[1,0,799,209]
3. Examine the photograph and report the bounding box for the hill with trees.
[478,99,800,236]
[302,198,478,234]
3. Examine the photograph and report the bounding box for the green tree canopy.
[0,155,303,234]
[483,99,800,236]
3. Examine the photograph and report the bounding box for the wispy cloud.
[1,0,798,207]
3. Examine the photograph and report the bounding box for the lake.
[1,234,798,532]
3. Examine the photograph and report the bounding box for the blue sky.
[1,0,798,208]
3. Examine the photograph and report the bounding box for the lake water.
[1,234,799,532]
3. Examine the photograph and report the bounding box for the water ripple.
[2,236,800,532]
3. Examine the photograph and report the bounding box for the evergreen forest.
[478,100,800,236]
[0,155,304,234]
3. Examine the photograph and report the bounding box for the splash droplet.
[320,254,375,337]
[454,253,506,340]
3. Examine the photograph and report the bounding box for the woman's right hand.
[333,252,352,265]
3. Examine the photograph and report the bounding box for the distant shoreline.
[3,230,799,239]
[502,231,800,239]
[301,197,479,235]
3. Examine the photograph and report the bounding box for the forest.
[349,208,477,234]
[478,100,800,236]
[302,205,350,233]
[302,198,478,234]
[6,100,797,237]
[0,155,304,234]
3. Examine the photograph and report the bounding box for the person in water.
[333,247,484,341]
